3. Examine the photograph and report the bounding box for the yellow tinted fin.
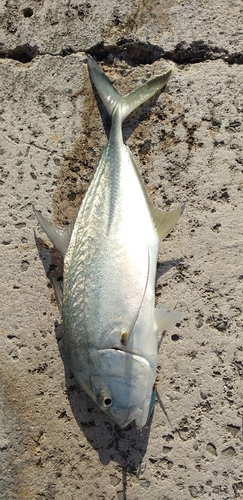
[150,204,185,241]
[87,56,120,116]
[127,150,184,241]
[52,278,63,315]
[120,69,172,122]
[155,307,182,332]
[33,206,75,257]
[87,55,172,122]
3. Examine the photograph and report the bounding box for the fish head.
[89,348,155,428]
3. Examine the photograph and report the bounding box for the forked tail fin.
[87,56,172,122]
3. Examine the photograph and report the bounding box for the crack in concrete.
[87,39,243,65]
[0,131,58,154]
[0,39,242,65]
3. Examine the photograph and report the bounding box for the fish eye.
[104,397,112,407]
[98,394,112,408]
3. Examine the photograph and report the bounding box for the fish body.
[34,57,183,428]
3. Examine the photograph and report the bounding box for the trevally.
[34,56,184,429]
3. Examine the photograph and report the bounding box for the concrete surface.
[0,1,243,499]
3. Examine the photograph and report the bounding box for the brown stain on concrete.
[52,64,106,226]
[102,0,174,40]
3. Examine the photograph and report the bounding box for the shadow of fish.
[34,56,184,429]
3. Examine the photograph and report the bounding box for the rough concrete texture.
[0,1,243,499]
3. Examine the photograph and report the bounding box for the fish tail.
[119,69,172,122]
[87,56,121,116]
[87,56,172,122]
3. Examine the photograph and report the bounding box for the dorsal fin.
[150,203,185,241]
[33,206,75,257]
[127,149,185,241]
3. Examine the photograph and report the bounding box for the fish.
[34,56,184,429]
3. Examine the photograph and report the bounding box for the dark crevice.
[0,39,243,66]
[87,39,165,65]
[0,43,39,63]
[165,40,243,65]
[87,39,243,66]
[164,40,229,64]
[226,52,243,64]
[61,46,76,57]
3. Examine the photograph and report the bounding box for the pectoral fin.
[120,246,150,346]
[155,304,182,331]
[33,206,75,257]
[156,300,178,310]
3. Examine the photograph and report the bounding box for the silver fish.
[34,56,183,429]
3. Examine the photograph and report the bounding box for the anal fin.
[52,277,63,315]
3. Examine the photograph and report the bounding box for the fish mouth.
[110,346,140,357]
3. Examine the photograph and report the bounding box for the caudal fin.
[87,56,172,122]
[87,56,120,116]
